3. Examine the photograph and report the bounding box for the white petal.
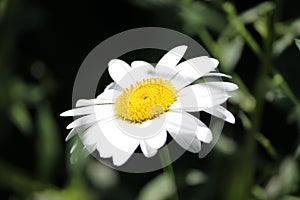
[66,129,78,141]
[108,59,134,88]
[131,61,152,69]
[194,121,213,143]
[75,99,113,107]
[111,61,157,90]
[170,56,217,90]
[169,129,201,153]
[104,82,115,90]
[104,82,123,91]
[70,141,78,154]
[66,107,114,129]
[204,105,235,124]
[86,122,117,159]
[156,45,187,79]
[83,121,138,166]
[205,82,238,91]
[101,118,139,154]
[166,111,212,152]
[145,129,167,149]
[157,45,187,68]
[80,122,115,155]
[74,89,120,107]
[61,104,114,117]
[203,72,232,78]
[80,124,101,147]
[66,123,92,141]
[209,58,219,67]
[95,133,113,158]
[172,133,201,153]
[171,82,237,112]
[67,115,97,129]
[112,151,134,166]
[83,143,97,154]
[140,140,158,158]
[96,89,121,101]
[90,122,116,159]
[129,61,157,81]
[94,121,136,166]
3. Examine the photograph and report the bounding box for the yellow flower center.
[114,78,177,123]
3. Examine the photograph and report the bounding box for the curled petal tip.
[176,45,188,50]
[66,123,74,130]
[209,58,219,67]
[60,110,75,117]
[108,59,117,66]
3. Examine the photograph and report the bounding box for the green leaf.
[280,196,300,200]
[8,102,32,135]
[295,39,300,51]
[220,1,274,41]
[273,19,300,55]
[218,36,244,72]
[254,133,277,159]
[185,170,207,186]
[66,137,89,177]
[230,74,256,113]
[238,111,252,130]
[252,185,267,200]
[266,157,299,198]
[273,35,293,56]
[239,2,275,24]
[36,102,61,180]
[9,79,29,101]
[288,105,300,124]
[32,179,94,200]
[137,173,176,200]
[254,18,268,38]
[0,0,9,22]
[180,2,227,34]
[215,134,237,155]
[86,160,119,189]
[294,144,300,160]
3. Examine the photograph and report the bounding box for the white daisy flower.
[61,45,238,166]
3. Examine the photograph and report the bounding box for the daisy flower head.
[61,45,238,168]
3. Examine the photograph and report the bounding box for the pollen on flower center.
[114,78,177,123]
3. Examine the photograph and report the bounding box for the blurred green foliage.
[0,0,300,199]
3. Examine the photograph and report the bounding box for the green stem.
[246,9,275,198]
[252,11,274,129]
[198,28,220,58]
[159,147,179,200]
[221,2,275,200]
[223,2,263,58]
[272,69,299,106]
